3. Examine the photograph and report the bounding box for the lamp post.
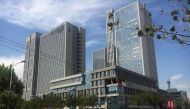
[9,60,26,90]
[7,60,25,109]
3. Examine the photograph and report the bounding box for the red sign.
[168,100,174,109]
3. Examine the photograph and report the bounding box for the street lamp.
[9,60,26,90]
[7,60,25,109]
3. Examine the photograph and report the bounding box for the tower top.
[167,80,171,89]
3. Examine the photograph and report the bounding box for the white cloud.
[0,55,25,80]
[170,74,182,82]
[0,0,120,30]
[86,40,99,48]
[165,74,190,92]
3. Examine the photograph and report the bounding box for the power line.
[0,38,25,50]
[0,43,23,53]
[0,33,25,47]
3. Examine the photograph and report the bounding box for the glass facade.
[114,2,143,75]
[93,48,107,70]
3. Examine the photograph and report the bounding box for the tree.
[184,101,190,109]
[64,94,77,109]
[41,93,62,109]
[64,93,98,109]
[0,90,20,109]
[0,64,24,109]
[138,0,190,46]
[76,93,86,109]
[86,94,98,109]
[21,93,63,109]
[131,91,164,109]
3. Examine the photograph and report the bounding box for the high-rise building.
[106,1,158,82]
[22,32,41,100]
[22,22,85,100]
[90,1,159,108]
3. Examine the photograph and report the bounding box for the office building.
[91,1,159,108]
[37,22,85,96]
[106,1,158,82]
[22,22,85,100]
[22,32,41,100]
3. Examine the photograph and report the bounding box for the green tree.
[64,94,76,109]
[86,94,98,109]
[137,0,190,46]
[42,93,62,109]
[0,64,24,109]
[0,90,20,109]
[76,93,85,109]
[131,91,164,109]
[21,93,63,109]
[0,64,24,94]
[184,101,190,109]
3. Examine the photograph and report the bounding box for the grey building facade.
[22,22,86,100]
[91,66,158,109]
[22,32,41,100]
[36,22,85,96]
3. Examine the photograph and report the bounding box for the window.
[96,80,98,86]
[92,81,94,86]
[107,71,110,76]
[100,72,102,78]
[100,80,102,85]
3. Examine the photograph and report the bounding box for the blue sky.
[0,0,189,92]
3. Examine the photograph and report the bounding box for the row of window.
[91,68,156,88]
[91,70,115,79]
[55,88,106,98]
[117,69,156,87]
[107,86,143,96]
[91,80,105,87]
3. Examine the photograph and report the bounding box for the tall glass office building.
[106,1,158,81]
[115,2,143,74]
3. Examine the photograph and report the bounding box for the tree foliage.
[0,64,24,109]
[21,93,98,109]
[21,93,63,109]
[131,91,165,108]
[138,0,190,46]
